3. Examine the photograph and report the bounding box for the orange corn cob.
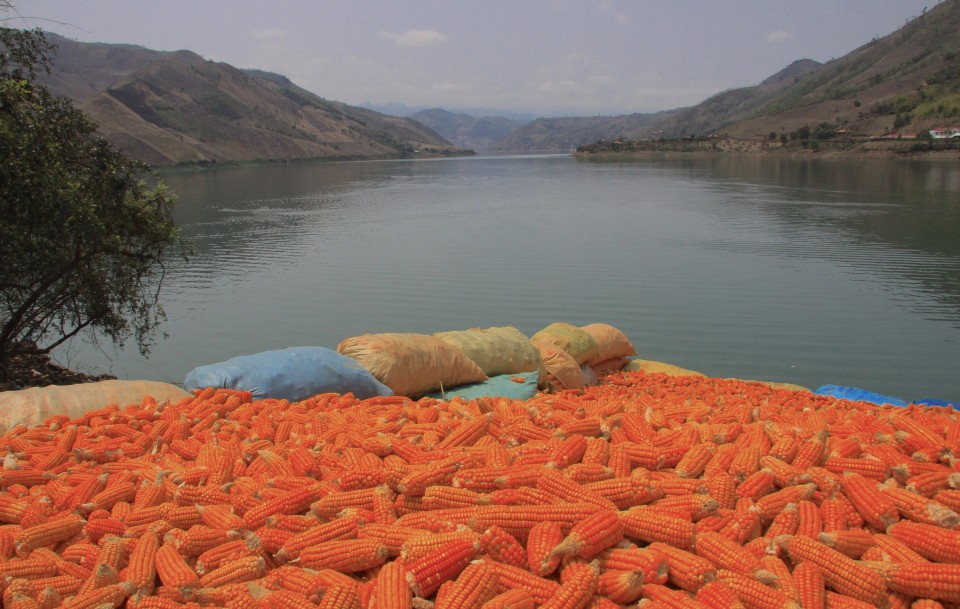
[887,520,960,562]
[479,588,536,609]
[155,542,201,590]
[59,581,135,609]
[882,486,959,528]
[694,530,762,575]
[435,560,500,609]
[547,435,588,468]
[127,529,160,596]
[527,520,564,576]
[596,568,645,604]
[716,568,791,609]
[736,469,776,502]
[642,583,710,609]
[485,559,561,605]
[26,573,82,597]
[242,484,323,530]
[400,529,481,562]
[648,542,717,593]
[597,546,668,585]
[754,483,816,521]
[480,525,527,568]
[777,534,886,605]
[298,538,388,572]
[370,560,412,609]
[198,555,265,588]
[840,472,899,530]
[817,529,875,559]
[539,560,598,609]
[796,500,823,538]
[695,579,746,609]
[275,512,362,561]
[535,469,617,511]
[14,513,86,557]
[467,503,599,543]
[621,507,696,550]
[550,509,623,559]
[791,560,825,609]
[316,583,361,609]
[582,477,661,509]
[791,430,827,469]
[405,539,476,598]
[887,562,960,604]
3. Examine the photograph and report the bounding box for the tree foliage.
[0,25,186,378]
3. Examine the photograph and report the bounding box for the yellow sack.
[531,322,600,366]
[337,333,488,396]
[433,326,545,378]
[623,359,706,377]
[581,323,637,365]
[0,380,191,434]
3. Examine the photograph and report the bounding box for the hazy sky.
[8,1,936,117]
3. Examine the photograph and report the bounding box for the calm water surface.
[59,154,960,401]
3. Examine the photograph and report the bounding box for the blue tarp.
[424,371,540,401]
[815,384,908,407]
[184,346,392,401]
[913,397,958,408]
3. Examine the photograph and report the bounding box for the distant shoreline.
[574,138,960,161]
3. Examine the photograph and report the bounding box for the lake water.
[57,154,960,402]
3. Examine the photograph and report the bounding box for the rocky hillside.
[40,34,462,165]
[494,0,960,150]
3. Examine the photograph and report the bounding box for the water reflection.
[59,155,960,400]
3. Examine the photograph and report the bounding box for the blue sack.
[184,346,392,401]
[425,371,540,401]
[814,384,907,407]
[913,397,958,408]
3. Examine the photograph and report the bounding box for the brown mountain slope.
[40,34,461,165]
[500,1,960,150]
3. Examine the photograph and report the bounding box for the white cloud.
[766,30,792,43]
[252,28,285,41]
[381,29,448,48]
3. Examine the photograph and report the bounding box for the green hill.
[39,33,462,165]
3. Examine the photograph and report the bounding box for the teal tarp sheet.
[425,371,539,401]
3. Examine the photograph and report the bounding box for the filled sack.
[0,380,190,434]
[531,322,600,365]
[433,326,545,378]
[537,344,585,392]
[338,333,487,396]
[581,323,637,365]
[184,346,392,401]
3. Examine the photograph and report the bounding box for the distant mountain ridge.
[493,0,960,151]
[39,33,462,165]
[409,108,528,151]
